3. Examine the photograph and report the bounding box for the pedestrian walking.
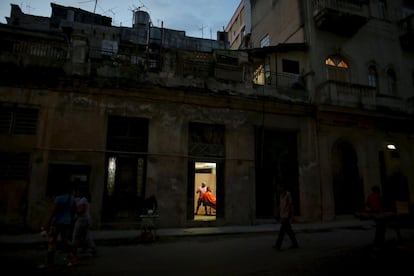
[273,182,299,250]
[38,181,76,268]
[67,185,97,266]
[365,185,386,247]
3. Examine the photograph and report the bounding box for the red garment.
[366,192,382,212]
[202,191,216,209]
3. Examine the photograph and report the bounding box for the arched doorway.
[331,139,364,215]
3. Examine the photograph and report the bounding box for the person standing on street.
[365,185,386,247]
[273,182,299,251]
[67,186,97,266]
[39,181,76,268]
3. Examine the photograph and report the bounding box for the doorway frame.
[187,159,224,221]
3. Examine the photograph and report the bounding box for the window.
[282,59,300,74]
[253,64,265,85]
[0,106,39,135]
[189,122,225,157]
[260,34,270,48]
[253,56,272,86]
[101,40,118,56]
[325,55,349,82]
[216,54,238,66]
[378,0,387,19]
[106,116,149,152]
[368,65,378,88]
[386,68,397,95]
[265,56,271,85]
[401,0,414,18]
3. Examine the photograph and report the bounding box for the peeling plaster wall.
[0,83,320,229]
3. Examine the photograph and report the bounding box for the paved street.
[2,225,414,276]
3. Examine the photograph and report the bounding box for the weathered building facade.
[0,1,413,233]
[245,0,414,220]
[225,0,247,49]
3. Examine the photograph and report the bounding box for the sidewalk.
[0,218,375,246]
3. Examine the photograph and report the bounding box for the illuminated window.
[325,55,349,82]
[253,57,272,86]
[253,64,265,85]
[325,56,348,68]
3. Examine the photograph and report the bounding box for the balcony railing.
[315,80,411,113]
[253,72,309,102]
[315,80,377,109]
[0,38,68,66]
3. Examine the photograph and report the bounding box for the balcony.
[315,80,376,109]
[0,36,68,85]
[253,72,309,103]
[315,80,411,113]
[312,0,370,36]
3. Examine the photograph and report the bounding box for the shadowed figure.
[273,183,299,250]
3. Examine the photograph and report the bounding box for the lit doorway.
[187,122,225,221]
[194,162,216,221]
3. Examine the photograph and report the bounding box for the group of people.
[39,179,388,266]
[271,183,392,251]
[195,182,217,215]
[272,182,395,251]
[39,182,96,268]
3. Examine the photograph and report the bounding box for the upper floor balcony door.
[315,55,377,109]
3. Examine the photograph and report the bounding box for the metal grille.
[0,106,38,135]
